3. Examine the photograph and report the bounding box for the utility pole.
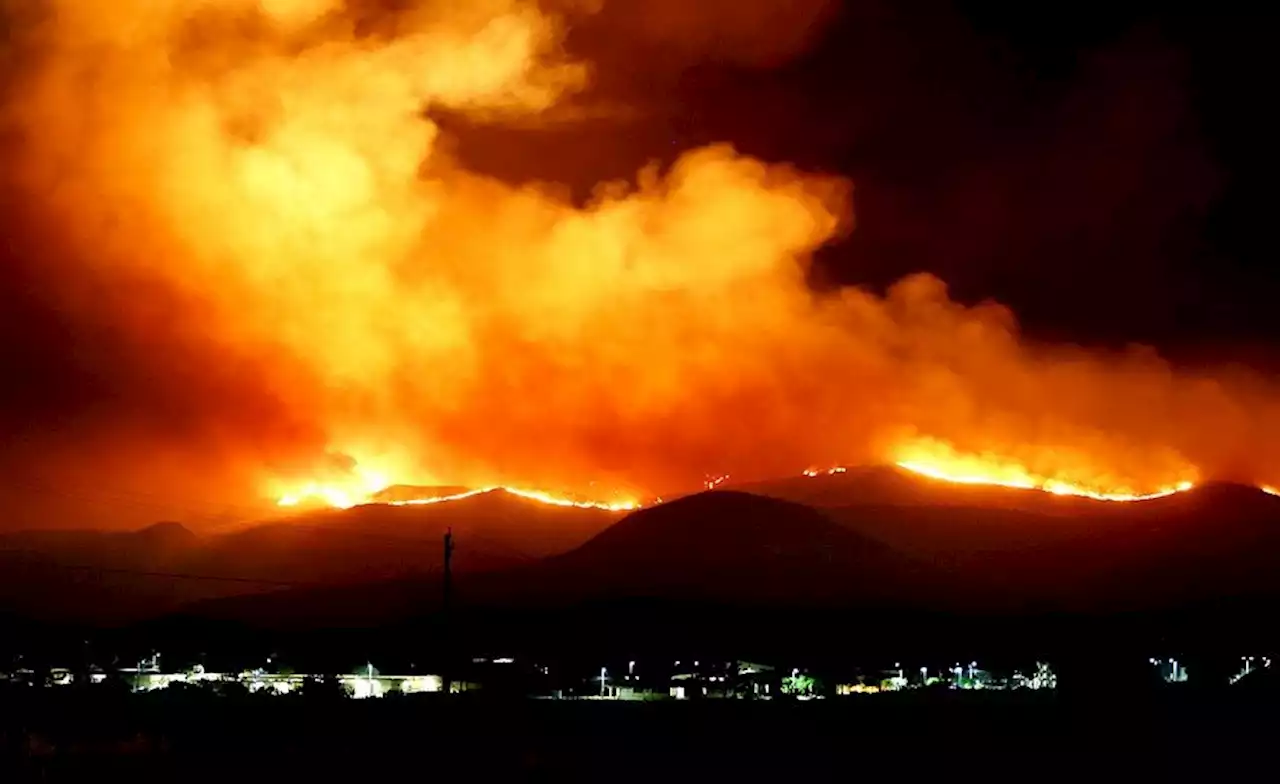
[442,528,454,695]
[443,527,454,613]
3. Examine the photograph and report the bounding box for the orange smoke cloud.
[3,0,1279,517]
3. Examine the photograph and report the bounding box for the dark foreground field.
[3,690,1277,782]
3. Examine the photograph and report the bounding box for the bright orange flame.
[803,466,847,478]
[276,476,640,513]
[1261,485,1279,497]
[276,464,392,510]
[275,437,1217,516]
[11,0,1280,522]
[392,486,640,512]
[890,438,1197,502]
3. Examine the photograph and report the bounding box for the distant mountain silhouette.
[174,490,953,630]
[132,521,199,549]
[521,490,937,606]
[180,490,622,589]
[0,491,621,624]
[0,522,202,576]
[734,465,1145,517]
[0,523,206,623]
[1018,482,1280,610]
[289,488,622,555]
[819,481,1280,613]
[7,476,1280,640]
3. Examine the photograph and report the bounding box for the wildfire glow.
[890,438,1198,502]
[9,0,1280,523]
[392,487,640,512]
[895,460,1194,502]
[275,435,1218,517]
[276,479,639,513]
[277,465,392,510]
[704,474,731,490]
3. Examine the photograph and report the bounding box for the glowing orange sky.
[3,0,1279,522]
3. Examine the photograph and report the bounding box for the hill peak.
[607,490,840,537]
[134,521,198,543]
[567,489,897,569]
[535,489,931,607]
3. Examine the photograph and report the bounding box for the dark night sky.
[6,0,1271,354]
[453,0,1277,356]
[0,0,1277,524]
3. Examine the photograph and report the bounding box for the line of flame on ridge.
[803,463,1280,502]
[277,454,1280,513]
[800,461,1199,502]
[892,460,1195,502]
[280,464,1195,512]
[276,477,643,512]
[386,486,641,512]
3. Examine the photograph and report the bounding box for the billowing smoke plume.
[0,0,1276,523]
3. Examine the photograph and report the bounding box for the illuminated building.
[836,683,881,695]
[879,663,908,691]
[782,669,820,698]
[1149,658,1188,684]
[659,660,776,700]
[950,661,993,690]
[1010,662,1057,690]
[1228,656,1273,685]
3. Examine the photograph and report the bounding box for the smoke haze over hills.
[0,1,1277,529]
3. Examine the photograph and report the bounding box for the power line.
[0,554,320,588]
[1,547,443,588]
[1,475,278,524]
[216,521,461,548]
[443,528,454,695]
[0,476,558,552]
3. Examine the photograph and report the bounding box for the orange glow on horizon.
[392,486,641,512]
[803,466,848,477]
[889,437,1197,502]
[277,464,393,510]
[704,474,731,490]
[276,478,641,513]
[271,446,1280,518]
[272,437,1225,516]
[895,460,1195,502]
[13,0,1280,521]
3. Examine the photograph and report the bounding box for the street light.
[600,667,607,698]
